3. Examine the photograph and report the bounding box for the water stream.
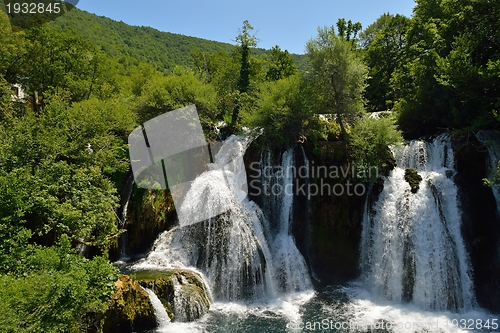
[135,135,496,333]
[142,286,171,330]
[361,134,474,312]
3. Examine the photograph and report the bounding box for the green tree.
[306,25,368,138]
[0,239,119,332]
[235,20,257,93]
[348,114,402,181]
[336,18,363,46]
[19,26,109,103]
[393,0,500,135]
[232,20,257,125]
[362,14,410,111]
[241,74,311,148]
[0,11,26,82]
[135,70,219,126]
[266,45,297,81]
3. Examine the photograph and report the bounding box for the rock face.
[134,269,211,322]
[452,132,500,312]
[296,141,369,285]
[404,168,422,193]
[126,189,176,254]
[103,275,157,333]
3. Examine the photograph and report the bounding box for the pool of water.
[140,282,498,333]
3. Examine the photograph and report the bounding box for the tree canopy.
[306,25,368,137]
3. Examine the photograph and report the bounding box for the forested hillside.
[49,8,308,72]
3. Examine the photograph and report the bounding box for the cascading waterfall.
[259,147,312,292]
[142,287,171,329]
[133,135,271,300]
[133,135,311,302]
[361,134,475,312]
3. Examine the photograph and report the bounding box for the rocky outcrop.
[134,269,211,322]
[452,132,500,312]
[404,168,422,193]
[126,189,176,254]
[103,275,157,333]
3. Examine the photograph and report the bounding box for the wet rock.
[134,269,211,322]
[103,275,157,333]
[404,168,422,193]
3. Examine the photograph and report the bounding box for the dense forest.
[0,0,499,331]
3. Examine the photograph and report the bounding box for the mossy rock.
[405,168,422,193]
[126,188,176,254]
[103,274,157,333]
[133,269,211,322]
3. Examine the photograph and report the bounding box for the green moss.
[133,269,210,322]
[103,274,156,332]
[126,188,175,253]
[405,168,422,193]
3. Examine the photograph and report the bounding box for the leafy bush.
[135,70,220,127]
[348,114,403,181]
[0,237,119,333]
[241,74,312,148]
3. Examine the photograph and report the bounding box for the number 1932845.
[6,2,61,14]
[444,318,498,331]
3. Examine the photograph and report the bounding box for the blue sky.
[77,0,416,55]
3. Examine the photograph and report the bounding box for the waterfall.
[132,135,268,300]
[119,173,135,260]
[259,147,312,292]
[132,136,312,302]
[361,134,475,312]
[142,287,171,329]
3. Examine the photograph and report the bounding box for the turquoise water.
[143,283,497,333]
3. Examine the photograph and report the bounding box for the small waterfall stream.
[361,135,474,311]
[259,147,312,292]
[142,287,170,329]
[118,173,135,260]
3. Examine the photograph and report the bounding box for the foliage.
[231,20,258,125]
[241,74,312,148]
[0,99,134,250]
[49,8,309,74]
[134,70,219,127]
[266,45,298,81]
[306,25,368,137]
[348,114,403,181]
[0,237,119,333]
[336,18,363,46]
[483,160,500,187]
[390,0,500,135]
[361,14,410,111]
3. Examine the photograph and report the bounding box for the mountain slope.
[51,9,307,72]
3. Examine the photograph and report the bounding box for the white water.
[132,135,499,332]
[361,135,475,312]
[260,148,313,293]
[118,173,135,260]
[142,287,171,329]
[133,137,312,304]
